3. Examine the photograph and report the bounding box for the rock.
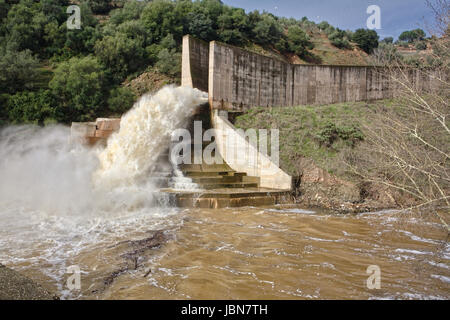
[292,157,406,213]
[0,264,58,300]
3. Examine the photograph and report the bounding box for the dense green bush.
[316,122,364,148]
[399,28,426,43]
[95,32,147,82]
[352,28,379,54]
[140,0,184,43]
[49,56,107,122]
[328,29,351,49]
[6,90,59,124]
[107,86,136,114]
[287,25,314,57]
[0,48,39,93]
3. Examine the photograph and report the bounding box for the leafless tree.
[346,0,449,231]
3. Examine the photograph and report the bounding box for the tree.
[352,28,379,54]
[86,0,111,14]
[6,89,58,124]
[95,32,147,82]
[252,13,283,46]
[399,28,426,43]
[49,56,106,122]
[62,2,100,56]
[187,10,215,41]
[287,25,313,57]
[5,0,44,53]
[140,0,184,43]
[156,48,181,77]
[108,0,145,25]
[346,2,450,231]
[328,28,351,49]
[217,7,249,45]
[381,36,394,44]
[0,48,39,93]
[107,86,135,114]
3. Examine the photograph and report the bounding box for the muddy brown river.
[1,204,448,300]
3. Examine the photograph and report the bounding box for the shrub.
[415,41,427,50]
[287,25,314,57]
[94,32,147,82]
[107,86,136,114]
[6,89,58,124]
[328,29,351,49]
[399,29,426,43]
[49,56,106,122]
[0,48,39,94]
[352,28,379,54]
[316,122,364,147]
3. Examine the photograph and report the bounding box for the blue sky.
[222,0,433,40]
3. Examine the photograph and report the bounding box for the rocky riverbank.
[0,264,58,300]
[291,157,414,213]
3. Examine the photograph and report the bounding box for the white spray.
[95,86,207,189]
[0,86,207,292]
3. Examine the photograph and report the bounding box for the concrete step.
[171,189,290,208]
[183,171,233,177]
[189,172,255,183]
[176,196,277,208]
[191,176,238,184]
[194,182,259,189]
[180,163,234,173]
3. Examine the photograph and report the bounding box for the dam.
[2,39,448,301]
[71,35,437,209]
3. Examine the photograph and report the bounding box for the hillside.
[0,0,436,126]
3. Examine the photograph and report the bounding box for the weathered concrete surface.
[70,118,120,146]
[213,110,292,190]
[0,264,58,300]
[182,35,292,190]
[182,35,436,112]
[208,41,397,111]
[182,35,210,93]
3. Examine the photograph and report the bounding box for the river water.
[1,204,448,300]
[0,87,448,299]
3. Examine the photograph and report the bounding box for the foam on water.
[95,86,207,189]
[0,86,207,287]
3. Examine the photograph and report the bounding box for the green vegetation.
[0,0,433,126]
[352,28,379,54]
[398,28,426,43]
[0,0,322,125]
[234,101,373,177]
[318,22,352,50]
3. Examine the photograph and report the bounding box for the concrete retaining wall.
[182,35,436,112]
[212,110,292,190]
[182,36,210,92]
[208,41,397,111]
[181,35,437,191]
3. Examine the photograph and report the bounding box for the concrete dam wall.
[182,35,434,112]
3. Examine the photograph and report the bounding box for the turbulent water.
[0,86,448,300]
[95,86,207,188]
